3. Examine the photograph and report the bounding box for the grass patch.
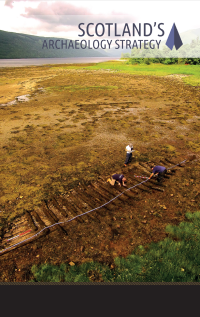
[30,211,200,282]
[85,62,200,86]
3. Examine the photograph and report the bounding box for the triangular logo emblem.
[166,23,183,50]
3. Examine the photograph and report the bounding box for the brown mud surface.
[0,63,200,281]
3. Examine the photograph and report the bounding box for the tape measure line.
[0,158,188,255]
[7,229,32,242]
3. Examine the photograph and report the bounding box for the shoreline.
[0,56,121,68]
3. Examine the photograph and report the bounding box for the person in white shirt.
[124,143,134,167]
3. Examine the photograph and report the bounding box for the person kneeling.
[107,174,127,187]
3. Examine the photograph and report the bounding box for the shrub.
[31,211,200,282]
[144,58,151,65]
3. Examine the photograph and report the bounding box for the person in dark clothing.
[149,165,167,183]
[107,173,127,187]
[124,143,134,166]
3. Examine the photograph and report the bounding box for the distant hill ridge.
[1,28,200,59]
[0,29,107,59]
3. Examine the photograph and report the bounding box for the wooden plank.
[150,187,165,192]
[148,179,167,187]
[48,197,68,218]
[139,162,151,172]
[73,190,101,223]
[31,210,47,230]
[82,185,114,211]
[59,196,85,223]
[90,183,120,206]
[0,229,47,257]
[65,195,93,222]
[98,182,128,202]
[25,210,38,232]
[159,160,168,167]
[127,175,151,193]
[42,202,68,236]
[165,158,177,165]
[113,185,137,199]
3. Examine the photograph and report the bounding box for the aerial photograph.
[0,0,200,283]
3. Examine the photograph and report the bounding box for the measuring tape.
[7,229,32,242]
[134,175,149,179]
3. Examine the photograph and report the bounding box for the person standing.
[149,165,167,183]
[124,143,134,167]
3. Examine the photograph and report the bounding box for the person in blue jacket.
[149,165,167,183]
[107,173,127,187]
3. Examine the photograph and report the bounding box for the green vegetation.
[125,37,200,63]
[1,61,200,224]
[31,211,200,282]
[128,57,200,65]
[85,61,200,86]
[1,61,200,282]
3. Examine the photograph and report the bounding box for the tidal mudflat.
[0,61,199,281]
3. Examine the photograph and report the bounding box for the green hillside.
[0,29,107,59]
